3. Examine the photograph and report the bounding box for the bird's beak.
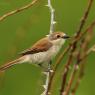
[62,35,70,39]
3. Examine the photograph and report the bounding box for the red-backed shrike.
[0,31,70,71]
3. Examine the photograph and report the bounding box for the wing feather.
[20,37,52,56]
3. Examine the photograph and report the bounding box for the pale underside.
[22,45,61,64]
[20,38,65,64]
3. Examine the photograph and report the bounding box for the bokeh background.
[0,0,95,95]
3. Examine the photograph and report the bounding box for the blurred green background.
[0,0,95,95]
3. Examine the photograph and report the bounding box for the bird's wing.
[20,37,52,56]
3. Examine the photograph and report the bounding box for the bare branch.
[41,71,50,95]
[46,17,95,95]
[71,43,95,95]
[71,64,84,95]
[64,19,94,95]
[42,0,56,94]
[64,29,94,95]
[80,44,95,61]
[46,0,56,34]
[0,0,39,21]
[46,46,70,94]
[91,45,95,52]
[75,0,93,37]
[47,20,95,94]
[60,0,93,94]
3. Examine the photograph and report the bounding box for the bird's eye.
[56,35,60,38]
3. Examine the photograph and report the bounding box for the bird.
[0,31,70,71]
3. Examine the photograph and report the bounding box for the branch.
[90,45,95,52]
[46,20,95,94]
[42,19,95,95]
[46,0,56,34]
[46,47,70,94]
[60,0,93,94]
[71,44,95,95]
[0,0,39,21]
[46,12,95,95]
[63,20,94,95]
[80,44,95,61]
[42,0,55,95]
[75,0,93,37]
[71,64,84,95]
[41,72,50,95]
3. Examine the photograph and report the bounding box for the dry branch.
[71,45,95,95]
[64,31,93,95]
[60,0,93,94]
[46,47,70,94]
[0,0,39,21]
[46,0,56,34]
[42,0,55,95]
[46,0,94,94]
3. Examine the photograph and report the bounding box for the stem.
[0,0,39,21]
[47,0,56,34]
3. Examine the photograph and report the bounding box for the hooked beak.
[62,35,70,39]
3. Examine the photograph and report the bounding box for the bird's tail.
[0,56,27,71]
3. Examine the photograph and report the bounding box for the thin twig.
[60,0,93,94]
[41,71,50,95]
[0,0,39,21]
[75,0,93,37]
[71,44,95,95]
[71,63,84,95]
[46,0,56,34]
[71,21,95,95]
[64,20,94,95]
[42,0,55,95]
[46,46,70,94]
[80,44,95,61]
[90,45,95,52]
[46,17,95,95]
[64,25,94,95]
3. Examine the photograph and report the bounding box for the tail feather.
[0,56,25,71]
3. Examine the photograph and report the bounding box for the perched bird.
[0,31,70,71]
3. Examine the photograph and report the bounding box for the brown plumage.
[20,37,52,55]
[0,38,52,71]
[0,56,25,71]
[0,31,69,71]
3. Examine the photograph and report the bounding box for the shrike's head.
[48,31,70,46]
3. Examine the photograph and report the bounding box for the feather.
[20,37,52,55]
